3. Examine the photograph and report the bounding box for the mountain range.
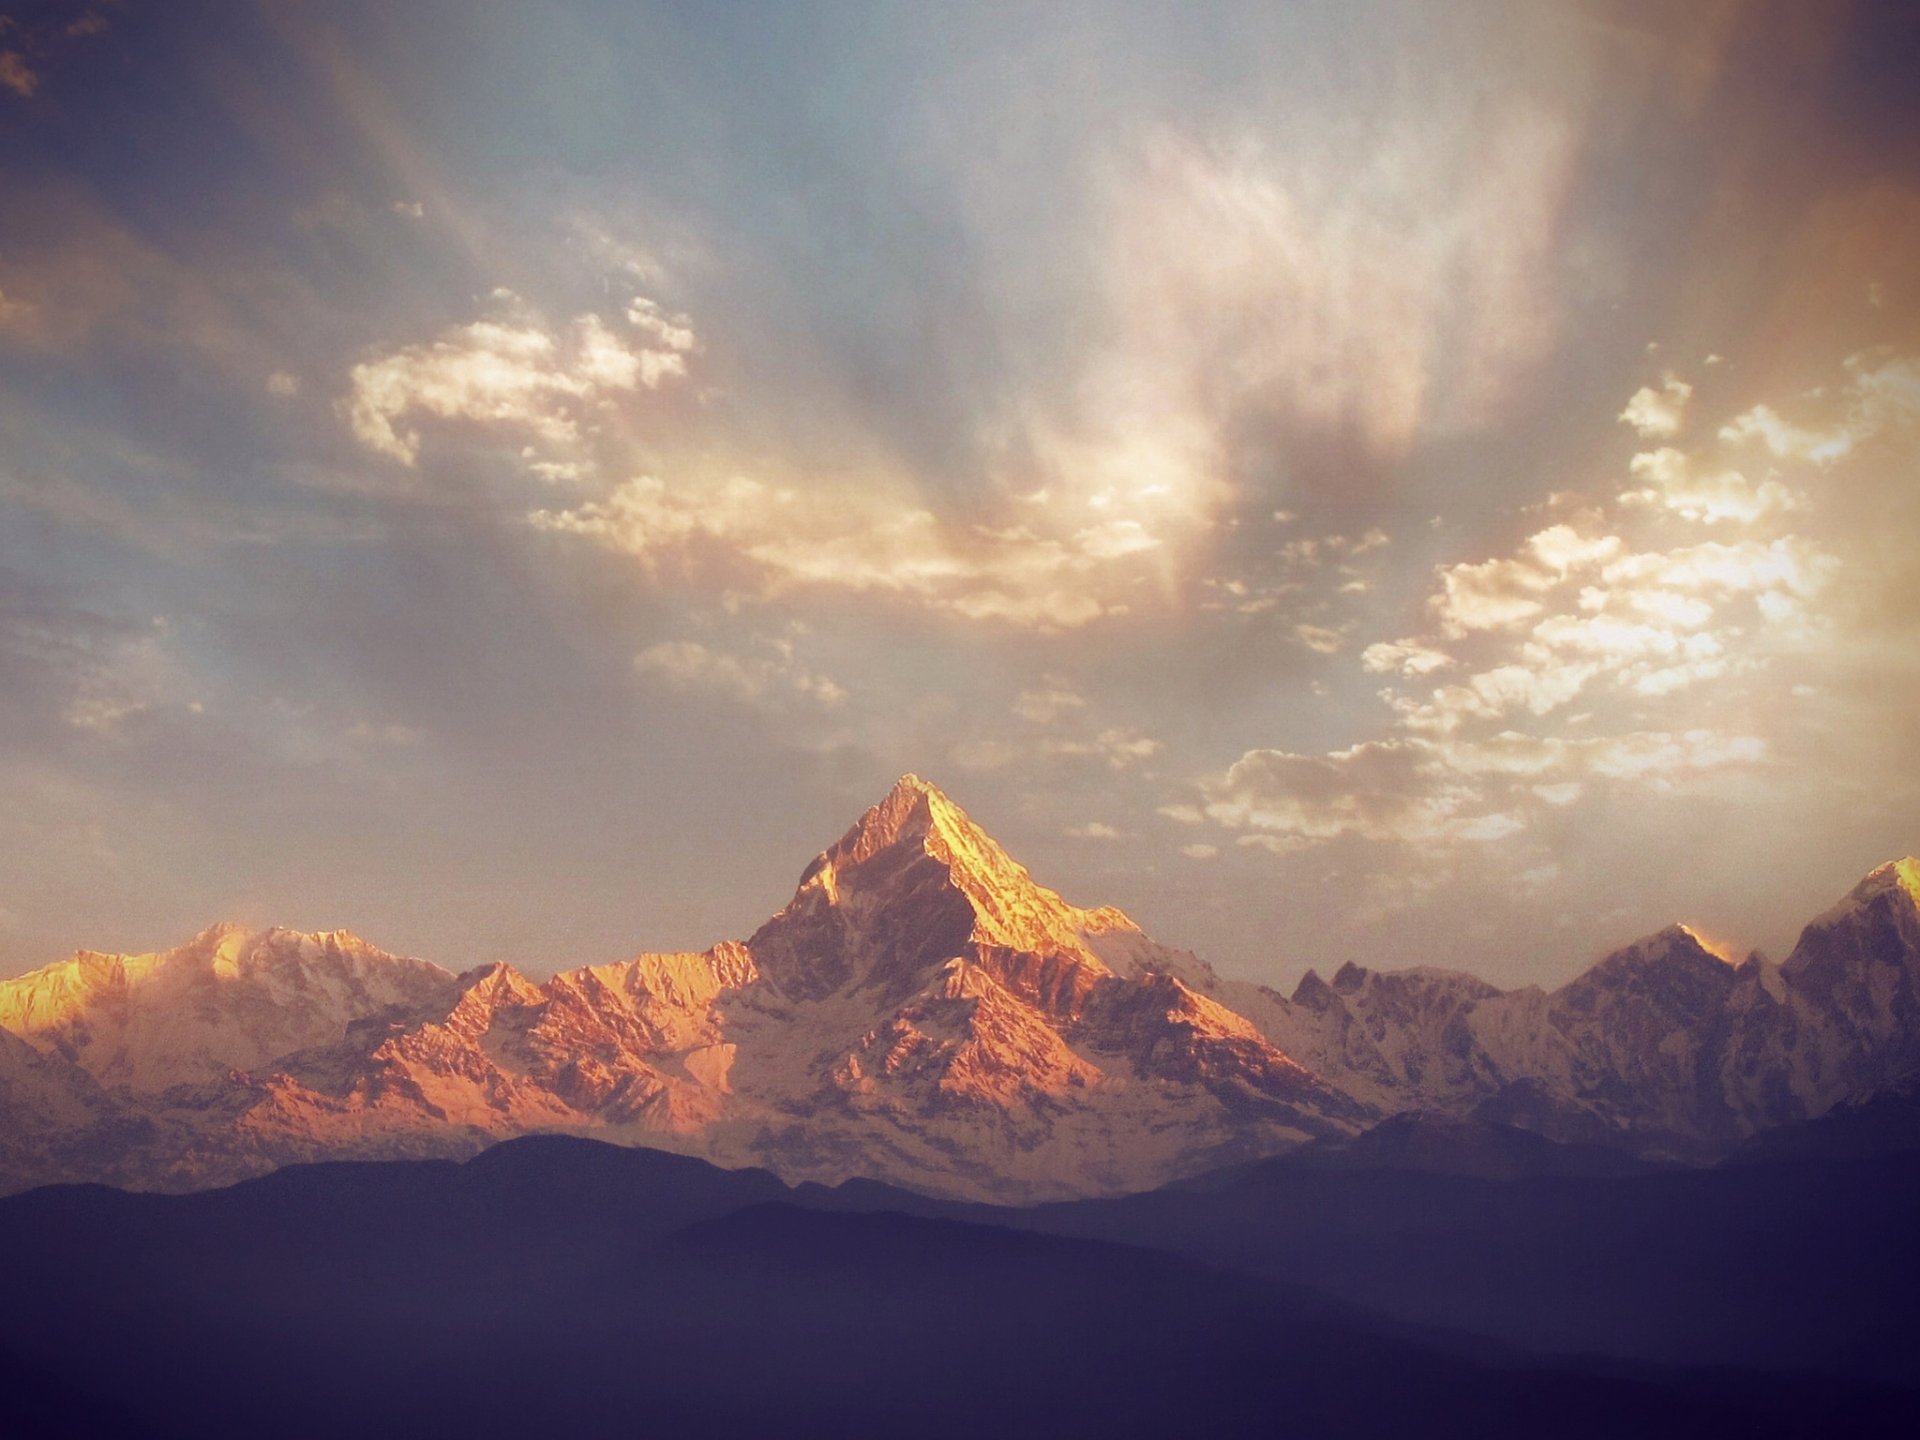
[2,774,1917,1201]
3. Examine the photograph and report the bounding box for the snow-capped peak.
[1857,857,1920,910]
[1806,857,1920,931]
[782,776,1138,954]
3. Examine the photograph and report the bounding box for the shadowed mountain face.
[1,1135,1914,1440]
[2,777,1919,1200]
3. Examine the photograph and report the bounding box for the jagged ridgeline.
[2,778,1917,1201]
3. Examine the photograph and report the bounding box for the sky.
[2,0,1918,990]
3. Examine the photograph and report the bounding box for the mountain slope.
[0,779,1359,1200]
[0,923,461,1091]
[1225,871,1920,1162]
[0,777,1916,1198]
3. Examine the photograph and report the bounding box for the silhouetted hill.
[1276,1112,1667,1179]
[1732,1069,1920,1163]
[1,1135,1916,1438]
[1007,1143,1920,1384]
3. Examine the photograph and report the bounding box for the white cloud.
[1362,639,1453,677]
[1621,447,1797,525]
[533,473,1157,631]
[344,296,694,466]
[1065,821,1124,840]
[1183,349,1914,858]
[1198,726,1770,850]
[1181,843,1219,860]
[1041,727,1162,770]
[1717,353,1920,465]
[1619,373,1693,439]
[1425,525,1620,640]
[1717,404,1852,465]
[266,372,300,397]
[1202,740,1466,844]
[626,296,697,353]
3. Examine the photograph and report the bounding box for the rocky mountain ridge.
[1,776,1916,1199]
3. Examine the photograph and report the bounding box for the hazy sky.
[3,0,1918,989]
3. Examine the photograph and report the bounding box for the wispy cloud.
[344,293,694,466]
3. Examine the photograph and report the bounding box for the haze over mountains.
[2,776,1917,1201]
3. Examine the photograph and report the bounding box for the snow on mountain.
[0,1025,132,1193]
[0,923,461,1092]
[1225,872,1920,1162]
[0,782,1915,1199]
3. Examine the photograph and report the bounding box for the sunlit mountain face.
[2,774,1918,1202]
[1,0,1917,996]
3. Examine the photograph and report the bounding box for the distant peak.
[1642,924,1714,954]
[1857,858,1920,906]
[190,920,253,946]
[1807,857,1920,930]
[1671,924,1737,963]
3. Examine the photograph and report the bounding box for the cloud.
[532,474,1154,630]
[1201,728,1769,849]
[1061,728,1161,770]
[1620,447,1797,525]
[0,576,197,748]
[1361,639,1453,676]
[1619,373,1693,438]
[0,11,111,102]
[634,638,845,710]
[1716,353,1920,467]
[1065,821,1124,840]
[1202,740,1470,844]
[1427,527,1621,638]
[1013,679,1086,725]
[0,51,35,99]
[1082,118,1576,469]
[626,296,697,354]
[1184,349,1908,857]
[1293,623,1347,655]
[344,295,694,466]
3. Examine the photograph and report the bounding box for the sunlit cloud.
[1185,347,1907,860]
[1620,446,1797,525]
[0,51,35,99]
[1718,353,1920,465]
[531,473,1160,630]
[344,294,694,466]
[1618,373,1693,439]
